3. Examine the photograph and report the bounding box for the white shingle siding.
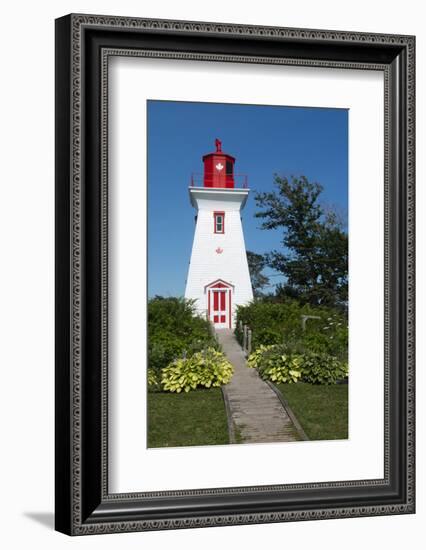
[184,187,254,327]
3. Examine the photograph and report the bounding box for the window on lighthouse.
[214,212,225,234]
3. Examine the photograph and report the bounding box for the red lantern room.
[202,139,235,188]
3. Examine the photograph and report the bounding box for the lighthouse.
[185,139,253,329]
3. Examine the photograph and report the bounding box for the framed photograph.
[55,14,415,535]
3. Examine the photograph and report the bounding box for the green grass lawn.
[147,388,229,448]
[276,383,348,441]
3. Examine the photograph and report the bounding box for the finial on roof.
[215,138,222,152]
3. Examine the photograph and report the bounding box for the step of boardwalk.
[216,329,300,444]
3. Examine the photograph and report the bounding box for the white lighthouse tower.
[185,139,253,329]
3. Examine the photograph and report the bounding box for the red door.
[206,280,232,329]
[210,289,228,328]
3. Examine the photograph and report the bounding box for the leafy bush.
[235,299,347,359]
[251,328,283,347]
[307,312,348,360]
[161,348,234,393]
[147,368,161,392]
[301,352,348,384]
[148,333,188,372]
[247,344,302,383]
[148,296,217,372]
[247,344,348,385]
[246,345,275,369]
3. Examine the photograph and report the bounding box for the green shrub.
[148,296,217,372]
[247,344,348,385]
[252,328,283,347]
[161,348,234,393]
[148,333,188,372]
[306,312,348,360]
[247,344,302,384]
[235,300,348,359]
[246,345,275,369]
[147,368,161,392]
[301,352,348,384]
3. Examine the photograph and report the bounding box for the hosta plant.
[247,344,302,384]
[147,368,161,392]
[161,347,234,393]
[301,352,348,384]
[247,344,348,385]
[246,344,276,369]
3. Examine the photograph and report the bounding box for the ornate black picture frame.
[55,13,415,535]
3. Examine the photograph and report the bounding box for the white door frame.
[205,279,233,329]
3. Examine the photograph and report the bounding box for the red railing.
[190,173,248,188]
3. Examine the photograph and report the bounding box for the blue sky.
[147,100,348,297]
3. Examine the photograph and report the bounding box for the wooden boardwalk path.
[216,329,300,444]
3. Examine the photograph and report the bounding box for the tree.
[246,251,270,296]
[254,175,348,309]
